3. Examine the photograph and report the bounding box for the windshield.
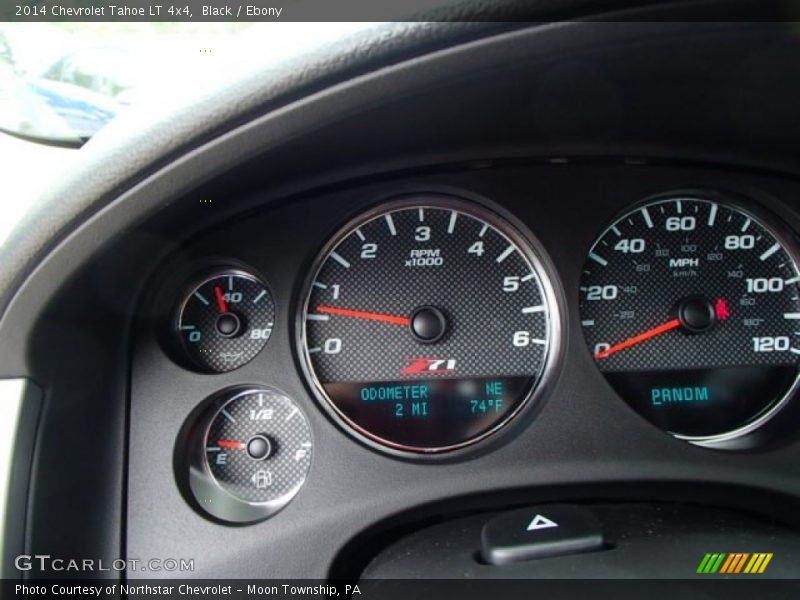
[0,22,369,145]
[0,22,370,245]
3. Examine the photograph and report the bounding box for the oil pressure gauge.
[175,269,274,373]
[184,387,312,523]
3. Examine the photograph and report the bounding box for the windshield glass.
[0,22,368,145]
[0,22,372,245]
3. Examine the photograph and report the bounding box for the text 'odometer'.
[580,195,800,441]
[298,197,559,454]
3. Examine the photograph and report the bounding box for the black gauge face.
[186,388,312,523]
[298,198,558,454]
[176,271,274,373]
[580,196,800,441]
[205,390,312,503]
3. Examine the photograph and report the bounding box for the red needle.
[215,286,228,313]
[217,439,245,449]
[595,318,681,359]
[315,305,410,326]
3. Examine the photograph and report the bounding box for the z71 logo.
[401,357,457,375]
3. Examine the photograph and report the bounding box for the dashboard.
[3,16,800,589]
[128,164,800,577]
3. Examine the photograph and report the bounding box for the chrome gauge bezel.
[581,190,800,448]
[185,387,312,524]
[295,194,564,458]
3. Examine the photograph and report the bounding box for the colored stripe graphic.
[720,553,750,574]
[698,553,727,573]
[744,554,760,573]
[711,554,725,573]
[757,554,773,573]
[734,553,750,573]
[744,552,772,574]
[719,554,735,574]
[699,553,773,575]
[697,554,713,573]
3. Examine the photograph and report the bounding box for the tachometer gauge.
[297,196,560,455]
[176,270,274,373]
[580,193,800,443]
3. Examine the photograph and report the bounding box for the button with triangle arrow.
[481,504,604,565]
[527,513,559,530]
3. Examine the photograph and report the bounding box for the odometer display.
[298,198,558,454]
[580,195,800,441]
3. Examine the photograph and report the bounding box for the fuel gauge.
[185,387,313,523]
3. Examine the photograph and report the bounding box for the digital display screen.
[606,366,795,437]
[323,376,532,449]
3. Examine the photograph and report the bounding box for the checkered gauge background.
[206,390,312,504]
[303,205,552,384]
[178,274,275,373]
[580,198,800,373]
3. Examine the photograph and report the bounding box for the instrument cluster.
[158,184,800,524]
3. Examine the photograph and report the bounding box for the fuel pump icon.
[252,469,272,489]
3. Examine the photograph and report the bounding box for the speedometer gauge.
[298,196,560,455]
[580,193,800,443]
